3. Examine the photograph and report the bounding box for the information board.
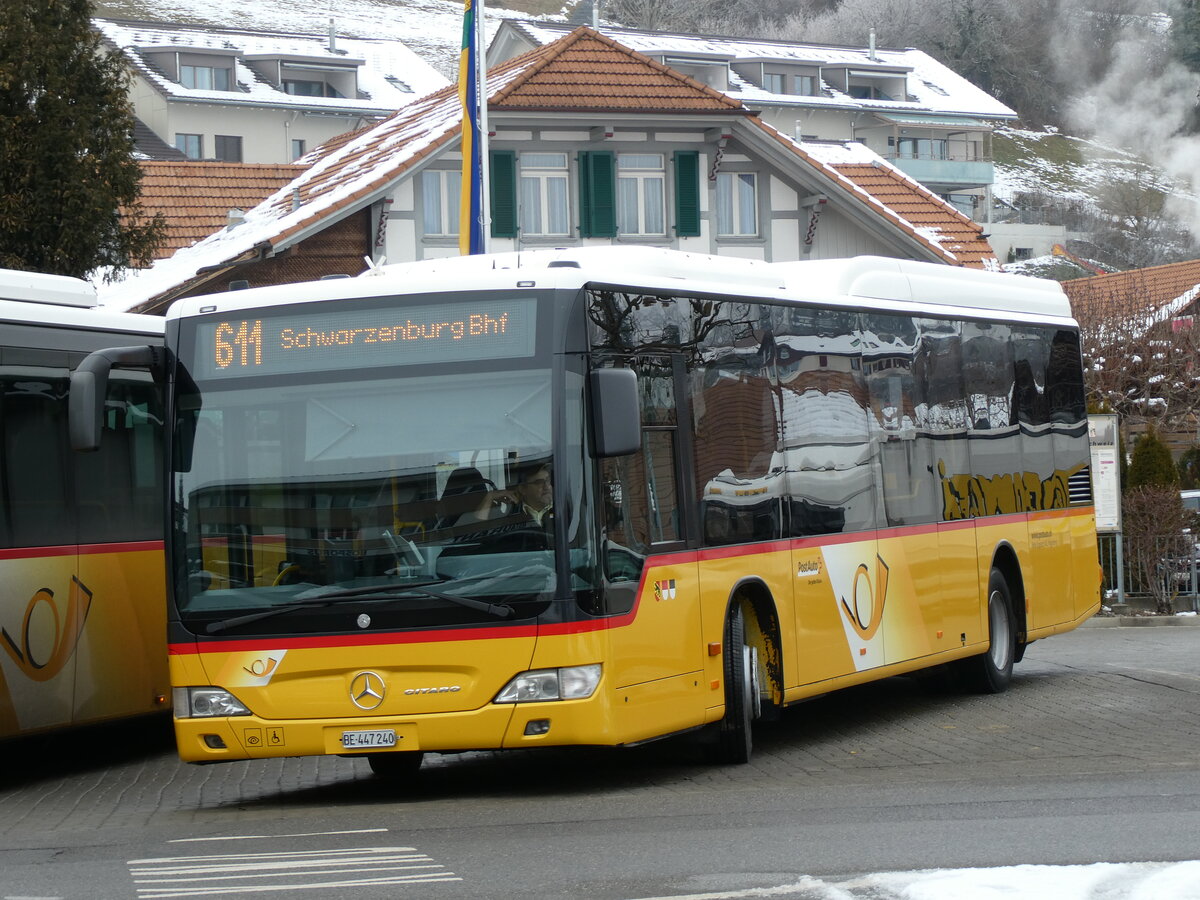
[1088,414,1121,532]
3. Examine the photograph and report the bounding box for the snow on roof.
[98,29,992,309]
[504,22,1016,121]
[95,18,448,115]
[97,44,538,310]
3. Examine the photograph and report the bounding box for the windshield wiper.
[204,581,514,634]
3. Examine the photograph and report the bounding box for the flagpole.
[476,0,490,253]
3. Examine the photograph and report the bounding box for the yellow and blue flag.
[458,0,484,254]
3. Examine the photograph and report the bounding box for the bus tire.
[367,750,424,779]
[711,603,758,764]
[962,567,1016,694]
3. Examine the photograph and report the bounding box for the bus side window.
[0,363,71,548]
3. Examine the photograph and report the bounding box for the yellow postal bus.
[1,268,167,739]
[71,249,1099,775]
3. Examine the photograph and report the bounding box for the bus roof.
[169,248,1076,326]
[0,269,163,336]
[0,268,98,308]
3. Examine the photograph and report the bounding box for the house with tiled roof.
[1062,258,1200,443]
[105,27,996,313]
[490,22,1017,217]
[96,18,447,164]
[137,161,303,259]
[1062,258,1200,329]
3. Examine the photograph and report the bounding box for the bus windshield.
[172,364,575,634]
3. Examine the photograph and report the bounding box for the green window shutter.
[578,151,616,238]
[673,151,701,237]
[490,150,517,238]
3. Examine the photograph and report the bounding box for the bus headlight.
[173,687,252,718]
[495,664,601,703]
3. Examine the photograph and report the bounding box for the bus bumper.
[173,694,624,763]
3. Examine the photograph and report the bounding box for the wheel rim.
[988,590,1012,670]
[742,644,761,720]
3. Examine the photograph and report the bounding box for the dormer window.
[660,56,729,92]
[283,78,343,98]
[794,74,819,96]
[823,66,909,102]
[143,46,239,92]
[736,61,822,97]
[244,54,364,101]
[181,64,231,91]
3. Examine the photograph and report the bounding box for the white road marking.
[167,829,387,843]
[128,845,460,897]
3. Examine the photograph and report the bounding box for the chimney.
[226,208,245,230]
[869,28,877,61]
[328,18,337,54]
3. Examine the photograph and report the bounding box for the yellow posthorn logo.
[840,556,888,641]
[1,577,93,682]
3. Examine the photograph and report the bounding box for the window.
[617,154,665,236]
[763,72,785,93]
[794,74,818,96]
[180,64,231,91]
[283,79,328,97]
[715,172,758,237]
[175,133,203,159]
[290,139,307,161]
[848,83,894,101]
[214,135,242,163]
[520,153,570,237]
[421,170,461,237]
[896,137,948,160]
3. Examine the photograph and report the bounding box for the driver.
[470,464,553,526]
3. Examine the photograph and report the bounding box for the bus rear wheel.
[710,603,760,764]
[367,750,424,779]
[962,567,1016,694]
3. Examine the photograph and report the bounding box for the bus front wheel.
[710,602,760,764]
[962,568,1016,694]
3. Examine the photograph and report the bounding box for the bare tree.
[1122,484,1193,614]
[1071,270,1200,431]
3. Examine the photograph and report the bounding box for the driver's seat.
[435,467,492,529]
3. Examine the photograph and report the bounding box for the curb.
[1083,615,1200,628]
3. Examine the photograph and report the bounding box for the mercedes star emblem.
[349,671,386,710]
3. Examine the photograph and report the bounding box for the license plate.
[340,729,398,749]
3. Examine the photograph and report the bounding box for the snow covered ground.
[637,862,1200,900]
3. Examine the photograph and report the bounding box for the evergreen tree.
[0,0,162,280]
[1178,444,1200,489]
[1125,426,1178,491]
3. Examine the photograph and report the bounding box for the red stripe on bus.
[168,506,1093,653]
[0,539,164,561]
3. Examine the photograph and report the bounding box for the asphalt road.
[2,624,1199,899]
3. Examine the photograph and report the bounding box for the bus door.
[71,373,168,725]
[778,311,883,683]
[0,352,79,734]
[600,354,702,740]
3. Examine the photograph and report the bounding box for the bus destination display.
[194,297,536,378]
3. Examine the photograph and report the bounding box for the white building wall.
[809,207,897,259]
[161,103,367,163]
[985,222,1067,263]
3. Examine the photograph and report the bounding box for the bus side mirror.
[69,345,162,452]
[590,367,640,458]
